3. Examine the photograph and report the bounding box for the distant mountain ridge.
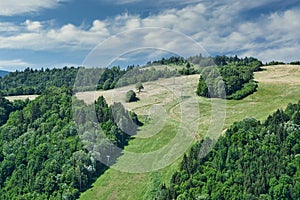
[0,70,9,77]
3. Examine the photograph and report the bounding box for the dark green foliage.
[136,82,144,93]
[0,65,179,95]
[179,62,197,75]
[212,55,262,67]
[265,61,286,66]
[0,93,13,125]
[96,66,125,90]
[0,93,29,126]
[95,96,112,123]
[227,81,258,100]
[146,56,186,66]
[115,67,179,88]
[289,61,300,65]
[76,65,180,92]
[125,90,138,102]
[197,56,262,99]
[157,101,300,199]
[0,67,79,96]
[196,76,209,97]
[0,87,141,199]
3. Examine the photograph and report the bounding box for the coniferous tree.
[196,76,209,97]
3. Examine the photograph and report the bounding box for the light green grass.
[79,65,300,200]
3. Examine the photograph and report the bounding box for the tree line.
[0,55,264,101]
[0,67,78,96]
[0,65,179,96]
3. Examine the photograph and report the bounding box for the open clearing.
[5,95,39,101]
[78,65,300,200]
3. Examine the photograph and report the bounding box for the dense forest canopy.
[0,67,79,96]
[0,87,141,199]
[156,101,300,200]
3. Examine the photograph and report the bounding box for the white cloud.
[0,0,67,16]
[0,59,30,69]
[0,1,299,63]
[0,19,110,50]
[25,20,42,32]
[0,22,20,33]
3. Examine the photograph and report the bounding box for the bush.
[125,90,138,102]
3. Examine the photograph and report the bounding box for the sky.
[0,0,299,71]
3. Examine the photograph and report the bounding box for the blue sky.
[0,0,299,71]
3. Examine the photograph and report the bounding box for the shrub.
[125,90,138,102]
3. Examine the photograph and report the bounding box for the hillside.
[158,102,300,199]
[0,87,142,199]
[78,65,300,199]
[0,64,299,199]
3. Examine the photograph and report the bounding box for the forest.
[0,87,141,199]
[156,101,300,199]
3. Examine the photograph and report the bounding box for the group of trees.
[125,82,144,102]
[0,93,29,125]
[115,67,179,88]
[196,56,262,99]
[0,67,78,96]
[178,63,197,75]
[290,61,300,65]
[0,87,141,199]
[259,60,300,66]
[265,61,286,66]
[156,101,300,199]
[146,56,186,66]
[0,65,179,96]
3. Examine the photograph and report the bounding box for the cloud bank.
[0,0,299,68]
[0,0,68,16]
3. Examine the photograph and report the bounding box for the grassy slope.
[79,65,300,200]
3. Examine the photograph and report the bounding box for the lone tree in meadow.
[125,90,138,102]
[196,75,209,97]
[135,82,144,93]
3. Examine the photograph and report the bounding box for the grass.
[79,65,300,200]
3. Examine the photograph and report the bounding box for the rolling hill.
[1,63,299,199]
[77,64,300,199]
